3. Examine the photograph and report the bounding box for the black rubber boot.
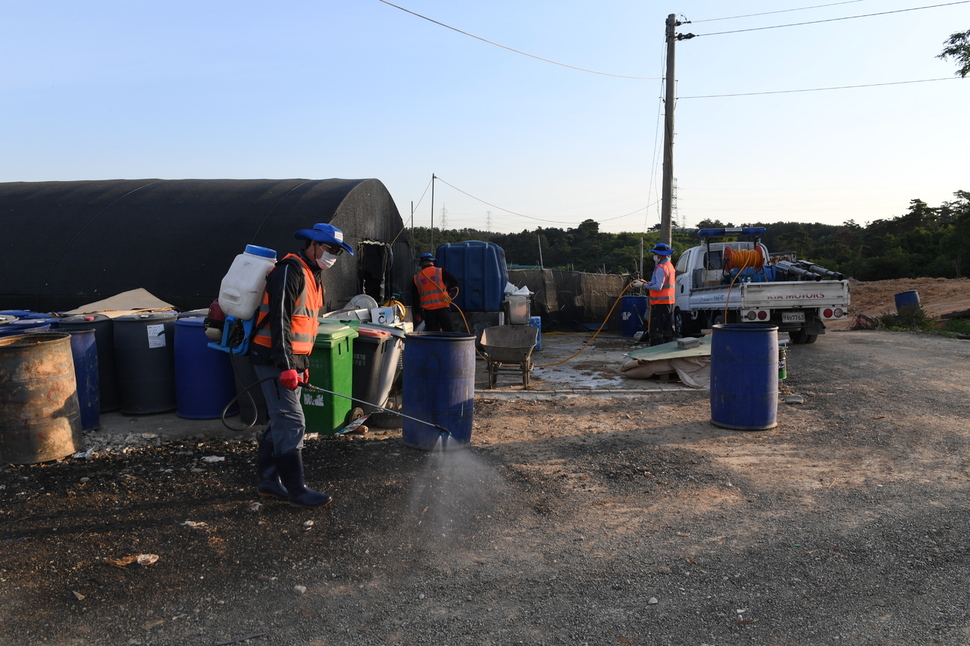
[256,431,288,501]
[274,450,332,509]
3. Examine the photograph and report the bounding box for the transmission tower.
[672,178,681,230]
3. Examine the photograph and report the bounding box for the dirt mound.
[828,276,970,330]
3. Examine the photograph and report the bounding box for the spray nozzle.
[435,426,452,437]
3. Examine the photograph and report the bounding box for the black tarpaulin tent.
[0,178,412,313]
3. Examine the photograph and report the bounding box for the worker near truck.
[645,242,677,346]
[248,222,353,509]
[412,252,459,332]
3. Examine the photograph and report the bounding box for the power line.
[680,76,961,99]
[377,0,658,80]
[433,177,563,224]
[692,0,869,23]
[433,176,654,227]
[694,1,970,37]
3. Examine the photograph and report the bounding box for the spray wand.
[297,381,452,437]
[220,377,451,437]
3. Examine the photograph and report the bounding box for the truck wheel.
[789,329,817,344]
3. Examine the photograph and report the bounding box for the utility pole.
[661,14,693,246]
[430,174,435,252]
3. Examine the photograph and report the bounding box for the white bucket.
[506,293,531,325]
[218,245,277,320]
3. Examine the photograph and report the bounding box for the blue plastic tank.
[434,241,508,312]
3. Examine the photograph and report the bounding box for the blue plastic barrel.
[894,290,920,312]
[529,315,542,351]
[65,328,100,431]
[710,324,779,431]
[58,314,119,412]
[0,320,53,337]
[621,295,649,337]
[29,317,61,329]
[174,317,238,419]
[401,332,476,450]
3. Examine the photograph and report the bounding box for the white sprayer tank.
[218,245,277,320]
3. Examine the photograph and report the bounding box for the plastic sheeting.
[507,268,628,331]
[0,178,411,314]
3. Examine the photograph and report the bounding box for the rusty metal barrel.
[0,332,83,464]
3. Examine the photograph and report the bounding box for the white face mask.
[317,251,339,269]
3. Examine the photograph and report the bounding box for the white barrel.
[217,245,277,320]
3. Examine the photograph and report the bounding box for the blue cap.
[294,223,354,255]
[419,253,436,263]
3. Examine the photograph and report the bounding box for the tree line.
[406,191,970,281]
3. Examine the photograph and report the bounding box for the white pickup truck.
[673,227,850,344]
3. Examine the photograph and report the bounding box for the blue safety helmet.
[648,243,674,256]
[419,252,436,263]
[294,223,354,255]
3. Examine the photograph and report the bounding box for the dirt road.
[2,327,969,645]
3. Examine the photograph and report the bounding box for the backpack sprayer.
[205,244,278,356]
[206,243,451,437]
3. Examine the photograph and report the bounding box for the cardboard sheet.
[62,288,176,317]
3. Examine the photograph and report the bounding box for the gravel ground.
[2,327,969,645]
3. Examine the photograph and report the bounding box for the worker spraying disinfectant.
[207,231,461,508]
[207,223,352,509]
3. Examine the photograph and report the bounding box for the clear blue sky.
[1,1,967,234]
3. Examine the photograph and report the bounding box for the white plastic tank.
[217,245,277,320]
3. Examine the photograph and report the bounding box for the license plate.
[782,312,806,323]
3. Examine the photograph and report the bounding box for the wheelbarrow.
[479,325,539,388]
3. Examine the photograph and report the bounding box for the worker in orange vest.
[644,243,676,346]
[249,222,353,508]
[411,253,458,332]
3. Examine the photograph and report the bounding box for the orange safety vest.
[649,261,676,305]
[252,253,322,355]
[413,267,450,310]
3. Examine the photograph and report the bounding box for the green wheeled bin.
[302,323,358,434]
